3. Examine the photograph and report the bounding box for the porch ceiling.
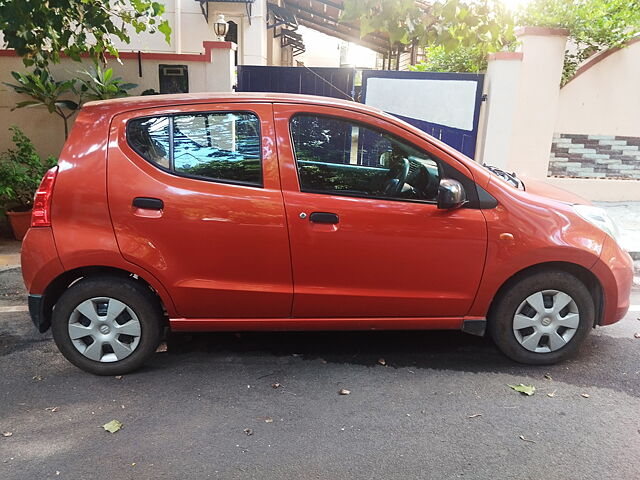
[283,0,390,53]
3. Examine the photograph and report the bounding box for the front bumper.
[592,235,634,325]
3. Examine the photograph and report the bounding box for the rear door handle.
[309,212,339,224]
[132,197,164,210]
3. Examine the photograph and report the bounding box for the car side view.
[21,93,634,375]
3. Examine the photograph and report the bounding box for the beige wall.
[556,40,640,137]
[0,55,211,158]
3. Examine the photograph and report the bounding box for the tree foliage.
[343,0,639,80]
[411,45,489,73]
[341,0,515,68]
[517,0,640,83]
[0,0,171,69]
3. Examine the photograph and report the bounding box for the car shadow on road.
[165,329,639,397]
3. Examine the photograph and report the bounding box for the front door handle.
[132,197,164,210]
[309,212,339,224]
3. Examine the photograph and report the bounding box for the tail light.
[31,166,58,227]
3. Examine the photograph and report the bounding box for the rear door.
[273,104,487,319]
[108,103,292,318]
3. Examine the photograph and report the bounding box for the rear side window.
[127,112,262,186]
[127,117,171,169]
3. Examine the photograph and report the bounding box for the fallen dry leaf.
[508,384,536,396]
[2,432,13,437]
[271,382,282,389]
[338,388,351,395]
[378,358,386,366]
[243,428,253,436]
[468,414,482,419]
[115,375,123,380]
[519,435,536,443]
[102,420,123,433]
[547,390,557,398]
[581,393,590,398]
[155,343,168,353]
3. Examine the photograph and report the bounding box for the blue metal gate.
[362,70,484,159]
[237,66,484,158]
[236,66,355,100]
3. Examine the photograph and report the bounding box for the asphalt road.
[1,267,639,480]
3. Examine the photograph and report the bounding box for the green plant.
[411,44,489,73]
[518,0,640,84]
[0,0,171,69]
[341,0,516,70]
[0,126,57,211]
[4,70,79,139]
[77,62,138,101]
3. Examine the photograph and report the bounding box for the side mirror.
[437,179,467,210]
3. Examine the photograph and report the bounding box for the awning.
[283,0,390,53]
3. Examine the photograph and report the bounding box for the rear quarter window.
[126,112,262,187]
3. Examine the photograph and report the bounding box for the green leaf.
[508,384,536,396]
[158,20,172,45]
[13,100,43,109]
[102,420,123,433]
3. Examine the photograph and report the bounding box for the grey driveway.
[1,267,639,479]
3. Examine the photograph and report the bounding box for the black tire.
[51,275,163,375]
[488,271,594,365]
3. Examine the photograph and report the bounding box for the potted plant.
[0,126,57,240]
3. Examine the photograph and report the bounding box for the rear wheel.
[488,271,594,365]
[51,276,163,375]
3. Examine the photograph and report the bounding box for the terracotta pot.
[6,209,32,241]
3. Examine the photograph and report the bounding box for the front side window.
[127,111,262,186]
[290,114,441,202]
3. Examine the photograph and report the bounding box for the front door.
[273,104,487,319]
[108,103,292,318]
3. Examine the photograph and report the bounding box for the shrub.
[0,126,57,211]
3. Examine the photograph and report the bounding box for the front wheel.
[488,271,594,365]
[51,276,163,375]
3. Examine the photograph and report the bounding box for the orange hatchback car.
[21,93,633,374]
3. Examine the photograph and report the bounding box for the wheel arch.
[487,261,604,328]
[38,266,170,333]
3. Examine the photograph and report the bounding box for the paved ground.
[1,266,639,480]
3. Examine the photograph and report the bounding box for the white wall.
[479,53,522,168]
[296,27,341,67]
[556,40,640,137]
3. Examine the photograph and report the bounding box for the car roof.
[83,92,384,115]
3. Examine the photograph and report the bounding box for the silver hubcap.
[68,297,142,363]
[512,289,580,353]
